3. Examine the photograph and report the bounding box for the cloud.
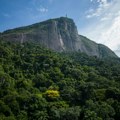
[30,0,48,13]
[86,0,113,18]
[114,49,120,56]
[100,15,120,50]
[82,0,120,56]
[37,7,48,13]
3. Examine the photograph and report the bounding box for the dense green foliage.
[0,41,120,120]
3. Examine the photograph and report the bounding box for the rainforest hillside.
[0,41,120,120]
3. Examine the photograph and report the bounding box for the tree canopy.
[0,41,120,120]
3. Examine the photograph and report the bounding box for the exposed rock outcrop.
[0,17,118,58]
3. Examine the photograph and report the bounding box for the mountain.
[0,17,117,58]
[0,17,120,120]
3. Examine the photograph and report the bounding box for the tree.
[43,90,60,101]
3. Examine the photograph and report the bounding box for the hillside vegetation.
[0,41,120,120]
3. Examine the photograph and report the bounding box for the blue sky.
[0,0,120,56]
[0,0,93,31]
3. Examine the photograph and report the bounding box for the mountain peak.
[0,17,118,58]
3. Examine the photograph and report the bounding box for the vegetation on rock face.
[0,40,120,120]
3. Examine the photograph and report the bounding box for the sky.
[0,0,120,56]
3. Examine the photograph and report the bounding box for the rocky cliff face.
[0,17,118,58]
[79,35,118,58]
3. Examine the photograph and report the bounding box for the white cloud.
[37,7,48,13]
[100,15,120,50]
[86,0,113,18]
[30,0,48,13]
[100,13,112,21]
[114,49,120,56]
[82,0,120,56]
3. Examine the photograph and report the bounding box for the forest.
[0,41,120,120]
